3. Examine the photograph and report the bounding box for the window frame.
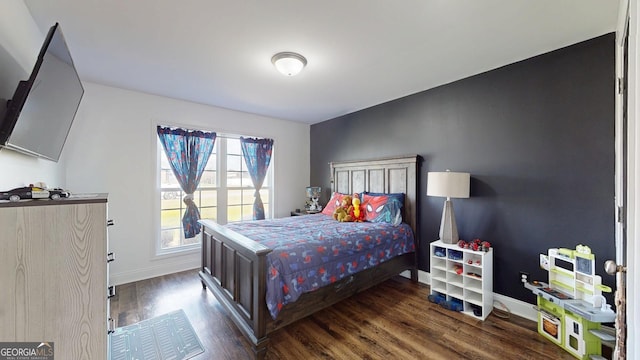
[154,126,274,257]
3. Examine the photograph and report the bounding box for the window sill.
[154,245,200,260]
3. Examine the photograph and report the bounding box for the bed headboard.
[329,155,421,238]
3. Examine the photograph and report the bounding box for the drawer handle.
[108,318,115,334]
[107,252,115,263]
[107,219,115,227]
[108,285,116,299]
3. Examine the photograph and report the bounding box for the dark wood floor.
[110,269,577,360]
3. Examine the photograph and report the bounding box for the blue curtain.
[157,126,216,238]
[240,137,274,220]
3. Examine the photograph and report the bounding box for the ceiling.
[23,1,619,124]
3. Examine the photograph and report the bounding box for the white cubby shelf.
[429,240,494,320]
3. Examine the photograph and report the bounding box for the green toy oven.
[538,297,563,345]
[537,297,603,360]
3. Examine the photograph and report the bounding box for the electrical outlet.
[519,271,529,283]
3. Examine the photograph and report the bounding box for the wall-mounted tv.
[0,22,83,162]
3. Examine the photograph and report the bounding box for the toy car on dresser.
[0,186,70,202]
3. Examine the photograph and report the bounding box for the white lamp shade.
[272,52,307,76]
[427,171,470,199]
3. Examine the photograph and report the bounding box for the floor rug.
[110,309,205,360]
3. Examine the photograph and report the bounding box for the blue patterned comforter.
[225,213,415,319]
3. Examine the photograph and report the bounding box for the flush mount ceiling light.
[271,52,307,76]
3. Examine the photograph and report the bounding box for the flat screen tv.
[0,22,83,162]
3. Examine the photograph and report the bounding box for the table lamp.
[427,170,470,244]
[306,186,322,212]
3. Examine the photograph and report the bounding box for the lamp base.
[439,199,459,244]
[309,197,321,211]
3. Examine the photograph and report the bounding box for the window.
[158,134,272,254]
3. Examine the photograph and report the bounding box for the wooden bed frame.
[199,155,420,359]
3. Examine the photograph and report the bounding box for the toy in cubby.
[448,249,463,261]
[465,251,482,266]
[427,292,463,312]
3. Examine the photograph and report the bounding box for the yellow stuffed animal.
[351,196,364,222]
[333,195,354,222]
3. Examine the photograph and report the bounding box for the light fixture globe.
[271,52,307,76]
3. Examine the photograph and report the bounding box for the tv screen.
[0,23,83,162]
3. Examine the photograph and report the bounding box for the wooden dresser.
[0,194,112,360]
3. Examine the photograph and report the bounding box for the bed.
[199,155,420,359]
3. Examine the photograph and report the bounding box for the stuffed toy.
[350,195,365,222]
[333,195,354,222]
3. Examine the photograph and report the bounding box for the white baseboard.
[399,269,432,285]
[110,261,200,286]
[401,269,538,322]
[493,292,538,321]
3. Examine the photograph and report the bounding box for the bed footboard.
[199,219,272,359]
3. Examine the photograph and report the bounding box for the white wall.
[0,1,42,70]
[0,0,310,285]
[64,82,310,285]
[0,0,66,189]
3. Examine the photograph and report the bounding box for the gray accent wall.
[310,33,615,304]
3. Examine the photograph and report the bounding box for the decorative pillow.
[361,193,403,226]
[362,192,405,209]
[321,192,346,215]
